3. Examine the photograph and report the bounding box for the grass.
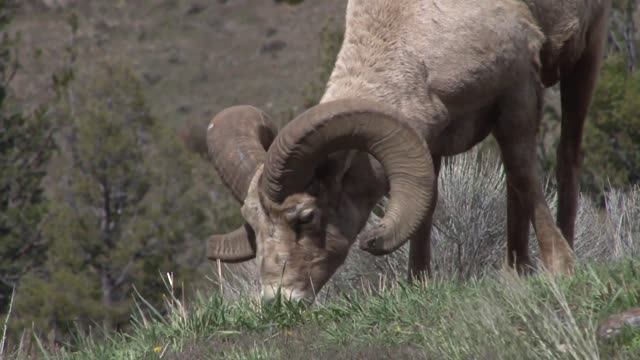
[8,259,639,359]
[5,2,640,359]
[2,150,636,360]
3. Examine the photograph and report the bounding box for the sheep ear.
[315,150,357,187]
[207,223,256,263]
[334,150,357,185]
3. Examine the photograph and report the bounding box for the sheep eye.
[298,209,314,224]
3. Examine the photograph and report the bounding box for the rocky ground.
[10,0,346,128]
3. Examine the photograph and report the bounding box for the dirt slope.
[10,0,347,126]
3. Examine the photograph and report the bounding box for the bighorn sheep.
[206,0,611,303]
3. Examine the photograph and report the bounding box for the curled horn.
[207,105,277,202]
[206,105,277,262]
[206,223,257,263]
[261,98,434,255]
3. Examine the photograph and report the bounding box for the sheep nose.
[261,290,275,303]
[261,287,308,306]
[260,287,281,306]
[261,295,277,307]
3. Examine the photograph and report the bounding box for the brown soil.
[10,0,346,127]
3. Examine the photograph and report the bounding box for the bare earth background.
[10,0,346,128]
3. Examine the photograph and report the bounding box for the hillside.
[10,0,346,127]
[2,1,640,358]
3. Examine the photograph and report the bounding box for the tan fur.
[322,0,607,153]
[212,0,611,302]
[316,0,610,276]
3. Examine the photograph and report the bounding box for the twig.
[623,0,636,73]
[0,286,16,358]
[217,259,223,297]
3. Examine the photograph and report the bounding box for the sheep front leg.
[408,155,441,282]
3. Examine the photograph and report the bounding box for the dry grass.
[18,258,640,360]
[6,151,640,359]
[207,149,640,303]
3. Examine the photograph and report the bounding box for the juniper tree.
[0,0,55,313]
[13,62,218,340]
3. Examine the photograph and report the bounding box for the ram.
[206,0,611,303]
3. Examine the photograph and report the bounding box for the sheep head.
[206,99,434,304]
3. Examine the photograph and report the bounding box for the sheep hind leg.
[408,155,441,283]
[556,7,609,249]
[504,179,534,274]
[494,89,573,275]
